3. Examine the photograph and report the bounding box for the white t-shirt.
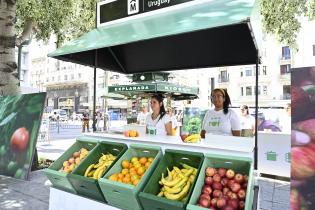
[240,115,255,130]
[202,109,241,136]
[169,115,178,129]
[137,112,149,125]
[146,114,171,136]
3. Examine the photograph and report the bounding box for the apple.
[223,187,230,195]
[231,183,241,193]
[213,190,223,198]
[239,200,245,209]
[63,161,70,167]
[221,177,229,186]
[234,173,244,184]
[198,198,210,208]
[244,175,248,182]
[217,197,227,208]
[226,169,235,179]
[228,179,235,188]
[238,189,246,200]
[75,157,81,165]
[226,191,233,198]
[205,176,214,186]
[200,193,211,201]
[206,167,217,177]
[202,185,212,195]
[218,168,227,177]
[73,151,80,158]
[180,134,189,141]
[212,182,223,190]
[228,198,239,209]
[213,174,221,182]
[210,198,218,208]
[242,182,248,189]
[230,192,238,200]
[222,205,235,210]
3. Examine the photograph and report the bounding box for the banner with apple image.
[291,66,315,210]
[0,93,46,180]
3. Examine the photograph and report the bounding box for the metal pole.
[254,50,259,170]
[92,50,97,132]
[17,45,22,86]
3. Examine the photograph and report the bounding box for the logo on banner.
[128,0,139,15]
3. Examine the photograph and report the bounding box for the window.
[240,71,243,77]
[245,68,252,76]
[64,75,68,81]
[219,70,229,82]
[254,86,261,95]
[246,86,252,96]
[263,86,268,95]
[71,74,74,80]
[46,77,49,82]
[313,45,315,56]
[282,46,291,59]
[280,64,291,75]
[263,66,267,75]
[21,53,27,65]
[283,85,291,99]
[52,77,55,81]
[78,73,82,78]
[241,87,244,96]
[98,83,104,88]
[20,70,25,81]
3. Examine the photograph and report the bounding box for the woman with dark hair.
[146,94,172,136]
[240,105,255,137]
[201,88,240,137]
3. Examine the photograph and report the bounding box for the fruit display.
[196,167,248,209]
[124,130,139,137]
[0,93,46,180]
[108,156,154,186]
[181,134,201,143]
[84,153,117,180]
[156,163,197,202]
[60,148,89,174]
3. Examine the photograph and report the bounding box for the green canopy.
[108,82,199,100]
[48,0,260,74]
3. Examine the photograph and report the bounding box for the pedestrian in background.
[240,105,255,137]
[167,107,178,136]
[82,110,90,132]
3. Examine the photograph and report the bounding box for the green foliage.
[260,0,315,49]
[16,0,98,46]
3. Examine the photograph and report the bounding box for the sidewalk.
[37,138,76,160]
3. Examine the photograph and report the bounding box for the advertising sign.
[0,93,46,180]
[182,107,207,134]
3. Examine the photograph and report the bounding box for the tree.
[0,0,97,95]
[261,0,315,49]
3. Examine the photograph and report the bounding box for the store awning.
[48,0,260,73]
[108,83,199,100]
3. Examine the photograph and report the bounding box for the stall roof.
[108,82,199,100]
[48,0,259,74]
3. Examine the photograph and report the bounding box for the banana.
[93,165,106,179]
[157,191,164,197]
[88,170,95,177]
[164,185,182,194]
[172,177,188,189]
[184,168,194,177]
[184,134,200,142]
[161,175,182,187]
[181,163,197,170]
[97,167,106,179]
[166,168,173,181]
[189,174,195,183]
[84,164,95,177]
[164,181,191,201]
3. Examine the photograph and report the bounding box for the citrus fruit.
[121,160,130,169]
[139,157,148,165]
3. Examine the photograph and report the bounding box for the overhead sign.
[97,0,194,26]
[157,84,198,95]
[108,84,156,93]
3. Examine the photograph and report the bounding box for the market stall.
[46,0,262,209]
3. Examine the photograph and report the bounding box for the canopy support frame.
[254,50,260,170]
[108,47,127,73]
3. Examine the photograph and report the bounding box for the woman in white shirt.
[167,107,178,136]
[146,94,172,136]
[240,105,255,137]
[201,88,241,137]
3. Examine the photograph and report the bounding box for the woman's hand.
[200,130,206,138]
[165,122,172,136]
[232,130,241,136]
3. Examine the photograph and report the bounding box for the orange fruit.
[148,157,154,162]
[121,168,129,175]
[108,174,118,182]
[137,166,146,176]
[122,176,131,184]
[125,173,131,179]
[129,167,136,174]
[117,173,124,179]
[134,162,141,169]
[139,157,148,165]
[132,179,140,186]
[117,178,123,183]
[121,160,130,169]
[145,162,151,168]
[131,157,138,163]
[131,174,139,182]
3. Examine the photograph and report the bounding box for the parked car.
[49,109,68,121]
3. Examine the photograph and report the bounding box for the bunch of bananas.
[157,163,197,201]
[84,153,116,180]
[184,134,201,143]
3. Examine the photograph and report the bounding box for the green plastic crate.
[186,153,254,210]
[99,144,162,210]
[138,149,204,210]
[43,138,98,194]
[68,141,127,202]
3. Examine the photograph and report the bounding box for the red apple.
[200,193,211,201]
[228,180,235,188]
[226,169,235,179]
[221,177,229,186]
[180,134,189,141]
[210,198,218,208]
[198,197,211,208]
[218,168,227,177]
[205,176,214,186]
[206,167,217,177]
[222,205,235,210]
[231,183,241,193]
[202,185,212,195]
[234,173,244,184]
[213,174,221,182]
[223,187,230,195]
[239,200,245,209]
[213,190,223,198]
[230,192,238,200]
[226,191,233,198]
[212,182,223,191]
[228,198,239,209]
[291,143,315,180]
[217,197,227,208]
[243,175,248,182]
[242,182,248,189]
[238,189,246,200]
